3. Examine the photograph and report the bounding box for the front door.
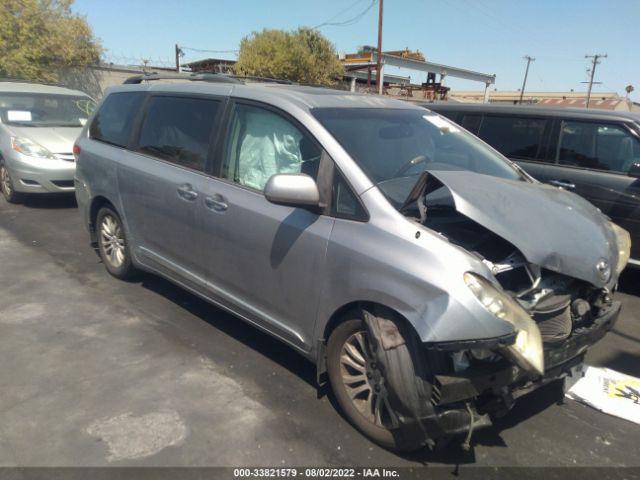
[201,102,334,350]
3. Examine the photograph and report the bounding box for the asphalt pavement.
[0,193,638,468]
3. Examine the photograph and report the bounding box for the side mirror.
[264,173,320,208]
[628,162,640,178]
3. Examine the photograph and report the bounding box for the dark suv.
[426,103,640,266]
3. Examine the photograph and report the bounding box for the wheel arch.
[89,195,118,242]
[316,300,420,384]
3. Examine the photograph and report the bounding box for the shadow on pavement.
[591,350,640,377]
[401,381,564,465]
[138,272,318,389]
[21,193,77,209]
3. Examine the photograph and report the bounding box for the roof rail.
[123,72,242,85]
[229,75,293,85]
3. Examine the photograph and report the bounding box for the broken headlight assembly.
[610,222,631,275]
[463,272,544,376]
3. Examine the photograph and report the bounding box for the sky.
[72,0,640,101]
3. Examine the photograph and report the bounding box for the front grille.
[54,153,75,162]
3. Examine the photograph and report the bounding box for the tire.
[96,206,136,279]
[0,162,23,204]
[327,316,421,451]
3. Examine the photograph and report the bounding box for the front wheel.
[96,206,136,279]
[0,162,23,204]
[327,317,418,451]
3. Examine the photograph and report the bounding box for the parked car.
[425,103,640,267]
[74,75,630,451]
[0,81,96,203]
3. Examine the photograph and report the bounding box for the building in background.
[183,58,235,74]
[448,90,640,111]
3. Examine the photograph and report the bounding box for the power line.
[180,46,239,54]
[313,0,368,28]
[314,0,377,28]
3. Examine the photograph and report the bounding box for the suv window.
[137,96,220,172]
[459,114,482,134]
[557,121,640,173]
[90,92,144,147]
[223,104,322,191]
[477,116,547,160]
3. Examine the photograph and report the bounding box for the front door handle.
[205,194,228,212]
[177,183,198,201]
[549,179,576,190]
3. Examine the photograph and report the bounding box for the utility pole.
[585,54,607,108]
[519,55,535,104]
[376,0,384,95]
[175,44,181,73]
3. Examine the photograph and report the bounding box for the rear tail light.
[73,143,81,159]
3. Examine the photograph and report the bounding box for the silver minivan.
[74,75,630,451]
[0,81,95,203]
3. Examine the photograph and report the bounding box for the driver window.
[557,121,640,173]
[223,104,321,191]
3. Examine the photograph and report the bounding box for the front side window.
[90,92,144,147]
[313,108,523,207]
[223,104,321,191]
[137,96,220,172]
[477,116,547,160]
[557,121,640,173]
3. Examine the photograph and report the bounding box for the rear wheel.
[96,206,136,279]
[0,162,23,204]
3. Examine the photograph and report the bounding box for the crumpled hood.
[8,125,81,154]
[427,170,619,288]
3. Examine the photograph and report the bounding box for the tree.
[0,0,101,83]
[235,28,344,85]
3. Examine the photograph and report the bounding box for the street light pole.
[175,44,181,73]
[519,55,535,104]
[376,0,384,95]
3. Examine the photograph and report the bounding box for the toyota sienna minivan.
[0,81,96,203]
[74,74,630,451]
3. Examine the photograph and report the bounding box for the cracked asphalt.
[0,193,638,468]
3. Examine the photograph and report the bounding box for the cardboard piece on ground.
[565,366,640,425]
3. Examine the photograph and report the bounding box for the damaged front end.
[368,169,628,449]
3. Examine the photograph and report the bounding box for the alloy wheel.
[1,166,12,197]
[100,214,126,268]
[339,331,395,427]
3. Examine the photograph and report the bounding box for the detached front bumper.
[391,301,622,447]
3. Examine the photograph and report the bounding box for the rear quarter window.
[89,92,145,147]
[136,96,220,172]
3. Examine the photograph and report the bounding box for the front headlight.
[464,272,544,375]
[11,136,55,159]
[610,222,631,275]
